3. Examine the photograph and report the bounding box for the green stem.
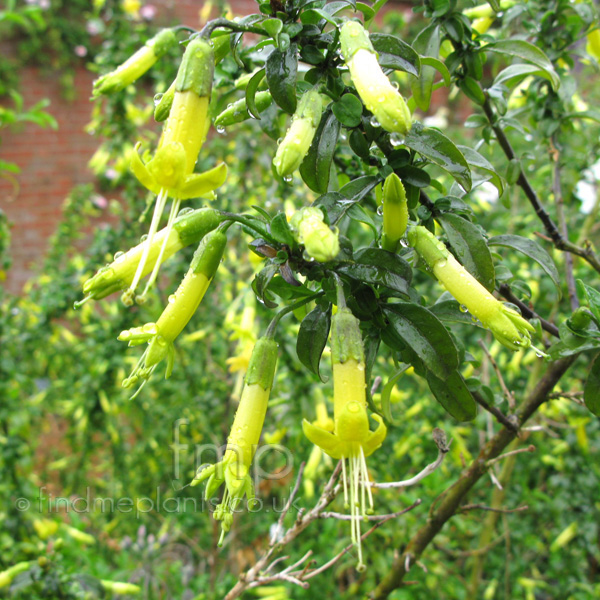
[221,212,279,246]
[199,18,269,40]
[265,292,324,338]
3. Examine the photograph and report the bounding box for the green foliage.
[1,0,600,598]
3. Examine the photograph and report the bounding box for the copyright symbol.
[15,498,30,511]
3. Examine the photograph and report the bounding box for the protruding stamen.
[341,456,349,509]
[125,188,168,303]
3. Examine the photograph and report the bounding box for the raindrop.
[376,205,384,216]
[226,103,233,109]
[390,133,404,147]
[140,234,148,242]
[113,250,125,262]
[168,294,176,304]
[283,175,293,183]
[153,93,163,107]
[370,116,380,128]
[216,125,226,134]
[177,207,194,217]
[459,305,468,313]
[302,250,315,262]
[399,238,409,248]
[101,268,115,280]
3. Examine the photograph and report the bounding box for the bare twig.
[472,391,519,433]
[372,429,450,489]
[459,504,529,515]
[486,445,535,468]
[478,340,516,409]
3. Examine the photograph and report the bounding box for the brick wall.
[0,1,412,293]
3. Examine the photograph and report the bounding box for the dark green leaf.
[370,33,420,77]
[404,123,472,191]
[457,145,504,195]
[430,298,485,327]
[332,93,363,128]
[484,40,560,91]
[426,370,477,421]
[252,263,279,308]
[438,213,495,291]
[299,109,340,193]
[396,165,431,188]
[266,45,298,114]
[339,249,412,296]
[270,212,295,246]
[459,76,486,105]
[349,129,371,158]
[245,68,266,120]
[419,56,451,86]
[384,302,459,379]
[296,304,331,381]
[489,234,560,295]
[410,24,441,111]
[584,354,600,416]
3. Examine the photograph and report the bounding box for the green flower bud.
[330,308,365,365]
[340,21,411,136]
[0,562,32,589]
[290,207,340,262]
[569,307,593,331]
[154,80,176,122]
[273,90,322,177]
[93,29,177,96]
[381,173,408,253]
[78,208,221,305]
[408,226,535,350]
[214,91,273,127]
[101,581,141,595]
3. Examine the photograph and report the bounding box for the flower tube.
[303,307,387,570]
[93,29,177,96]
[118,228,227,395]
[340,20,411,136]
[192,335,278,544]
[124,38,227,305]
[408,225,535,350]
[290,206,340,262]
[273,90,322,177]
[77,208,222,305]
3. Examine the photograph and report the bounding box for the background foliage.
[1,0,600,598]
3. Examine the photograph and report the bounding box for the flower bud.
[290,207,340,262]
[93,29,177,96]
[101,581,142,595]
[78,208,221,304]
[340,21,411,136]
[380,173,408,253]
[408,226,535,350]
[0,562,32,589]
[214,91,273,127]
[273,90,322,177]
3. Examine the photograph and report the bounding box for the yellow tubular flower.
[408,226,536,351]
[118,229,227,396]
[340,21,411,136]
[93,29,177,96]
[381,173,408,253]
[192,336,278,545]
[302,307,386,570]
[273,90,322,177]
[587,29,600,61]
[124,38,227,305]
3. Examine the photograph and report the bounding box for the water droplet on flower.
[113,250,125,263]
[302,250,315,262]
[177,207,193,217]
[283,175,293,183]
[216,125,226,134]
[168,294,176,304]
[140,234,148,242]
[153,93,163,107]
[376,205,384,216]
[459,305,468,313]
[101,268,115,280]
[143,323,158,335]
[370,116,380,128]
[400,238,409,248]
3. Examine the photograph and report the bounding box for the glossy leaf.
[296,304,331,381]
[339,249,412,296]
[484,40,560,91]
[405,123,472,191]
[384,302,459,379]
[488,234,560,295]
[266,45,298,114]
[426,370,477,421]
[410,23,441,111]
[584,354,600,416]
[370,33,420,77]
[299,109,340,194]
[438,213,495,291]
